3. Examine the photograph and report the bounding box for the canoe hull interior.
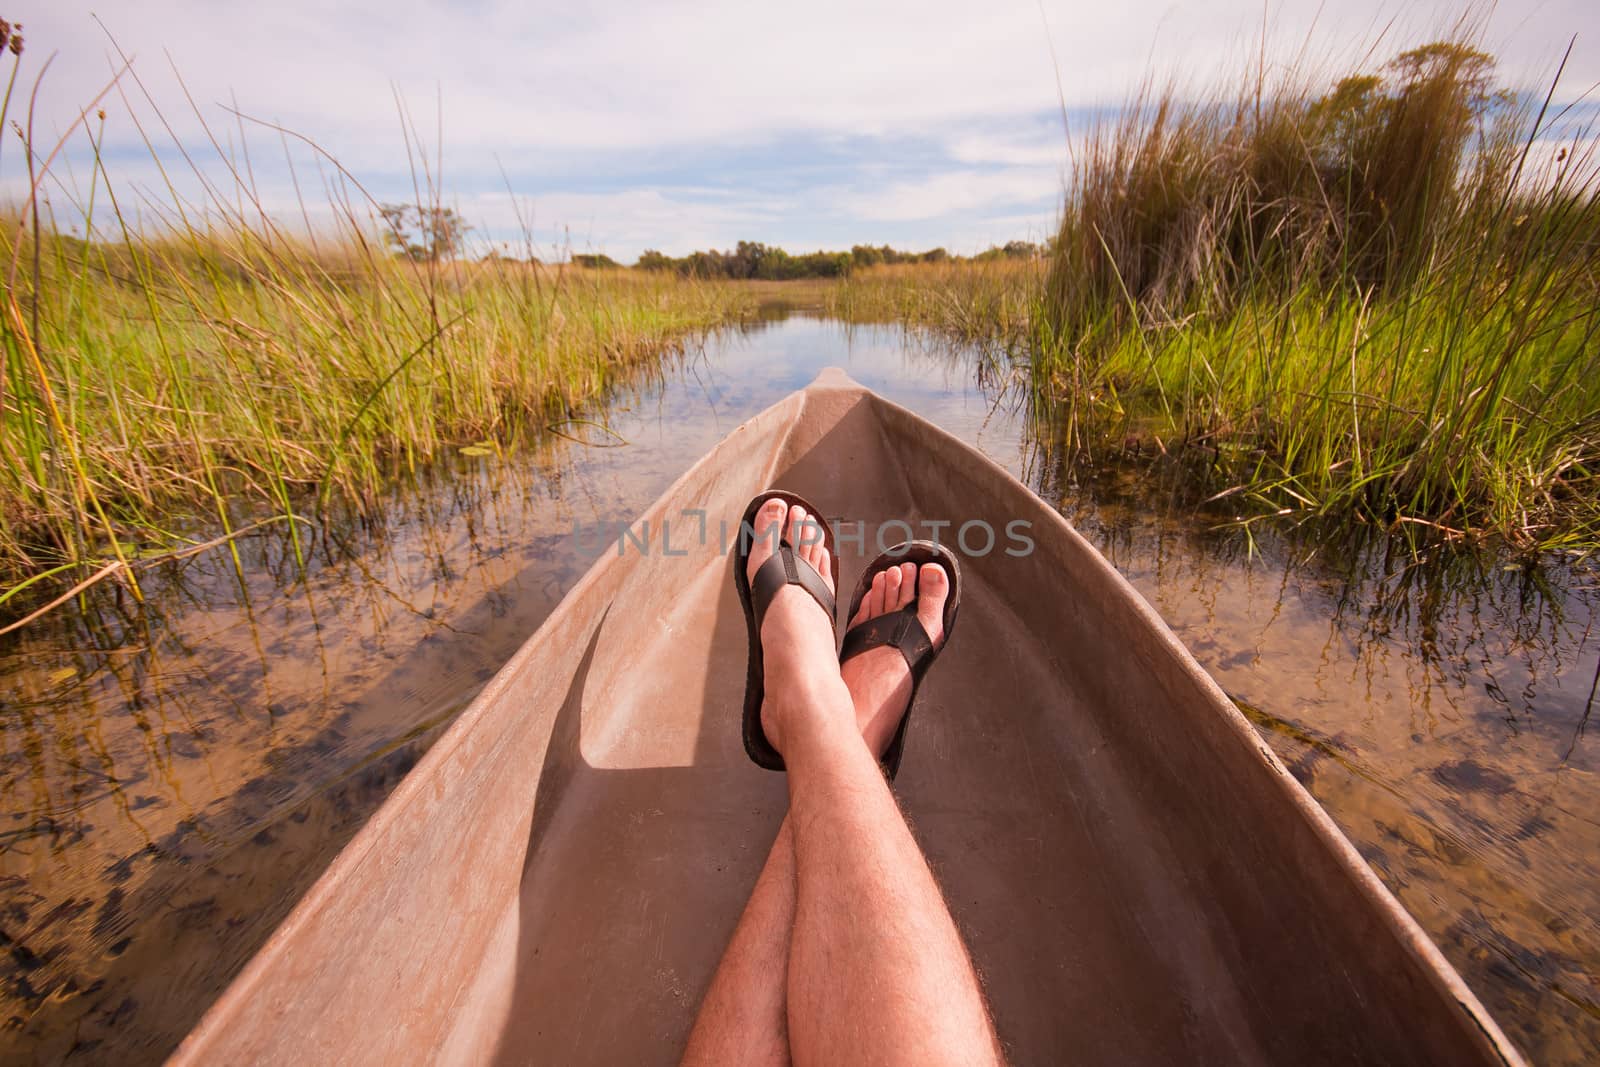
[173,369,1521,1066]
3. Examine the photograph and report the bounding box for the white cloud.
[839,168,1062,223]
[946,131,1068,168]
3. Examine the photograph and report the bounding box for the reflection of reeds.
[1038,30,1600,551]
[0,43,751,608]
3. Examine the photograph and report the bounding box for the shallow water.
[1,312,1596,1063]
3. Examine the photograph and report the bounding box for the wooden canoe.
[172,369,1522,1065]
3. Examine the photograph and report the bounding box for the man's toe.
[915,563,949,649]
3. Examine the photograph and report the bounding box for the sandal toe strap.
[752,544,836,628]
[840,603,936,680]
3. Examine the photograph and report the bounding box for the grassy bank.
[0,225,750,595]
[1038,38,1600,550]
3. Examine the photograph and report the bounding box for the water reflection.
[1,311,1596,1063]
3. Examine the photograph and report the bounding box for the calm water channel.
[1,312,1596,1064]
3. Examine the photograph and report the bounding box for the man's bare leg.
[769,578,1001,1066]
[682,499,998,1065]
[683,500,884,1065]
[679,816,797,1066]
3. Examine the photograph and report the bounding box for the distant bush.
[379,203,472,262]
[975,241,1043,261]
[849,244,951,268]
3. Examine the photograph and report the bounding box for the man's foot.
[841,561,951,758]
[746,498,848,756]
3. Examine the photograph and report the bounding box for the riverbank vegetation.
[832,37,1600,552]
[0,45,751,603]
[1041,38,1599,550]
[0,220,750,594]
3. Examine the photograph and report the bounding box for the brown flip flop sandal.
[840,541,962,780]
[735,491,839,771]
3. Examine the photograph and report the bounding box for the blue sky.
[11,1,1599,261]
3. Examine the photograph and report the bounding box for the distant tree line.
[477,240,1047,274]
[385,208,1046,275]
[625,239,1045,278]
[633,241,852,279]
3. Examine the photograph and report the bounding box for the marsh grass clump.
[1045,42,1526,334]
[1039,34,1600,549]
